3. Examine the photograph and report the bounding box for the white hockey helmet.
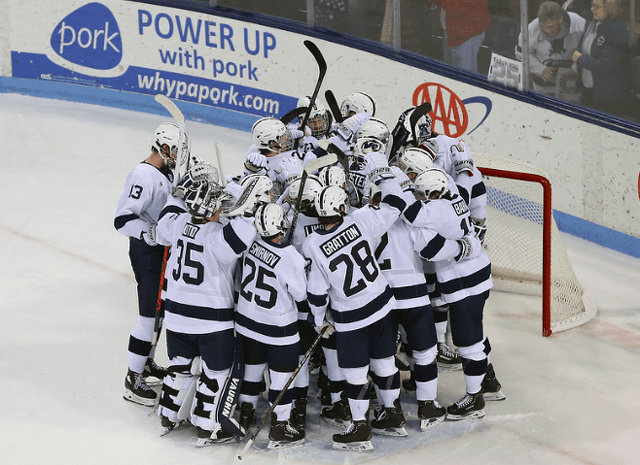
[251,117,293,153]
[184,181,231,222]
[288,175,324,211]
[315,185,349,218]
[318,165,347,188]
[353,118,390,157]
[297,96,331,139]
[397,147,434,179]
[255,203,289,238]
[413,168,449,201]
[340,91,377,118]
[404,107,433,145]
[152,122,180,166]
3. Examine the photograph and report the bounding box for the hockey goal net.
[474,153,597,336]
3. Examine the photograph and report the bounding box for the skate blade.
[123,391,156,407]
[195,436,238,447]
[267,438,305,450]
[332,440,374,452]
[419,415,445,431]
[483,390,506,401]
[445,409,486,421]
[371,426,407,437]
[160,421,184,437]
[322,417,351,430]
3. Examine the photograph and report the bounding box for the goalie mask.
[251,117,294,154]
[255,203,289,238]
[404,108,433,145]
[152,122,181,167]
[413,168,449,201]
[315,185,348,218]
[340,91,377,118]
[297,96,332,139]
[184,181,231,222]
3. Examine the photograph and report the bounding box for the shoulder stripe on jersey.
[114,213,138,230]
[438,264,492,295]
[331,286,393,324]
[235,313,299,338]
[165,300,234,321]
[160,204,186,220]
[382,194,407,212]
[471,181,487,199]
[223,222,248,255]
[307,292,328,307]
[403,201,422,223]
[419,234,447,260]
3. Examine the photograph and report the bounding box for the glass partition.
[191,0,640,124]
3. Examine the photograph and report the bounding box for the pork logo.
[50,3,122,71]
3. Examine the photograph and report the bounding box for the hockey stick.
[287,153,338,243]
[151,246,169,347]
[280,106,307,125]
[409,101,433,143]
[324,89,345,123]
[154,94,190,187]
[237,325,331,460]
[293,40,327,151]
[214,142,226,186]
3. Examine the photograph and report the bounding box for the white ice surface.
[1,93,639,465]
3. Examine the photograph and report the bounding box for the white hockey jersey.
[155,197,256,335]
[403,194,492,305]
[302,182,407,332]
[114,162,174,239]
[234,236,308,346]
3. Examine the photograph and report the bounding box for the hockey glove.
[450,141,474,176]
[274,157,302,188]
[244,151,268,176]
[454,235,479,261]
[363,151,395,185]
[334,112,370,143]
[471,217,487,245]
[142,223,158,246]
[173,171,197,199]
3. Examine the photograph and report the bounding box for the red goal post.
[474,153,597,336]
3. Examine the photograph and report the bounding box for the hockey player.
[235,203,307,449]
[340,91,377,119]
[114,122,177,406]
[368,171,446,431]
[302,151,408,451]
[153,177,259,446]
[403,168,504,420]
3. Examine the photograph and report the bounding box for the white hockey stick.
[214,142,226,186]
[154,94,190,187]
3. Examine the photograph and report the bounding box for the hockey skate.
[481,363,506,401]
[332,420,374,451]
[321,394,352,430]
[437,343,463,372]
[143,358,167,386]
[370,398,407,437]
[238,402,255,434]
[123,369,157,407]
[159,415,186,436]
[418,400,446,431]
[446,392,485,420]
[290,398,307,430]
[267,420,305,450]
[195,426,237,447]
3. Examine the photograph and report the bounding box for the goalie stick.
[151,246,168,347]
[154,94,191,187]
[236,325,331,460]
[287,152,339,243]
[293,40,327,151]
[409,101,432,144]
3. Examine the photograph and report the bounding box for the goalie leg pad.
[158,356,198,423]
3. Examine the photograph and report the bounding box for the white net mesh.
[474,153,597,334]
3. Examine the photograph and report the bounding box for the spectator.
[572,0,630,116]
[516,2,586,100]
[437,0,491,73]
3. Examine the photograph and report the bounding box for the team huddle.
[114,91,506,452]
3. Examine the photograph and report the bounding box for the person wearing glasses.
[572,0,630,116]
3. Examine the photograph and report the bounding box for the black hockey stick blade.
[325,89,344,123]
[327,142,350,176]
[294,40,328,150]
[409,101,433,142]
[280,106,307,125]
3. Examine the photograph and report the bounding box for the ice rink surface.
[1,93,639,465]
